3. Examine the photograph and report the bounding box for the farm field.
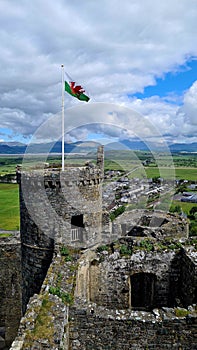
[0,183,20,230]
[0,155,87,175]
[172,200,197,216]
[174,167,197,181]
[111,165,197,181]
[0,151,197,177]
[145,167,197,181]
[0,152,196,230]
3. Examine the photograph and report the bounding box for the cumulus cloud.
[172,81,197,141]
[179,81,197,126]
[0,0,197,142]
[29,103,170,150]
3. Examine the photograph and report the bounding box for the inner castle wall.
[75,240,196,310]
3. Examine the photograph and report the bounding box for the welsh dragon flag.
[65,80,90,102]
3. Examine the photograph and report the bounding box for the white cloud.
[28,102,171,150]
[0,0,197,142]
[172,81,197,141]
[179,81,197,126]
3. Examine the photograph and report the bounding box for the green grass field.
[174,168,197,181]
[0,183,20,230]
[104,158,197,180]
[172,200,197,215]
[145,167,197,181]
[0,156,23,175]
[0,152,196,231]
[124,166,197,181]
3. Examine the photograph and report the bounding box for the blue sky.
[134,60,197,101]
[0,0,197,145]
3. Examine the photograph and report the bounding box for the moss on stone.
[96,245,109,253]
[175,308,189,317]
[120,244,132,256]
[23,294,54,347]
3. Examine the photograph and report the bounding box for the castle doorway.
[130,272,156,310]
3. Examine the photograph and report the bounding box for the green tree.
[110,205,125,221]
[189,221,197,236]
[189,206,197,216]
[170,205,182,214]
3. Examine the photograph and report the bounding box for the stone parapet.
[10,246,79,350]
[69,304,197,350]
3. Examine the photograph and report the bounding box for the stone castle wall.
[10,247,78,350]
[75,240,196,310]
[69,305,196,350]
[17,146,104,313]
[0,233,22,350]
[18,166,103,247]
[113,210,189,240]
[10,243,197,350]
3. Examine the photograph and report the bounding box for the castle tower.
[17,146,104,311]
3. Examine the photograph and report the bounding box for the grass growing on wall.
[23,295,55,348]
[0,183,20,230]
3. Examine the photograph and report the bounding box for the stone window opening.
[130,272,156,310]
[71,215,84,242]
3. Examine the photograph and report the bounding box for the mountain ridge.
[0,140,196,154]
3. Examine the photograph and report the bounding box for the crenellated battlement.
[17,165,102,188]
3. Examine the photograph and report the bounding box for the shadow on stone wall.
[169,248,196,307]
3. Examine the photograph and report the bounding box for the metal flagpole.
[61,64,65,171]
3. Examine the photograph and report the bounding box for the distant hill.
[0,141,100,155]
[0,144,27,154]
[106,140,164,152]
[0,141,25,147]
[105,140,150,151]
[169,142,197,153]
[0,140,196,154]
[106,140,197,153]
